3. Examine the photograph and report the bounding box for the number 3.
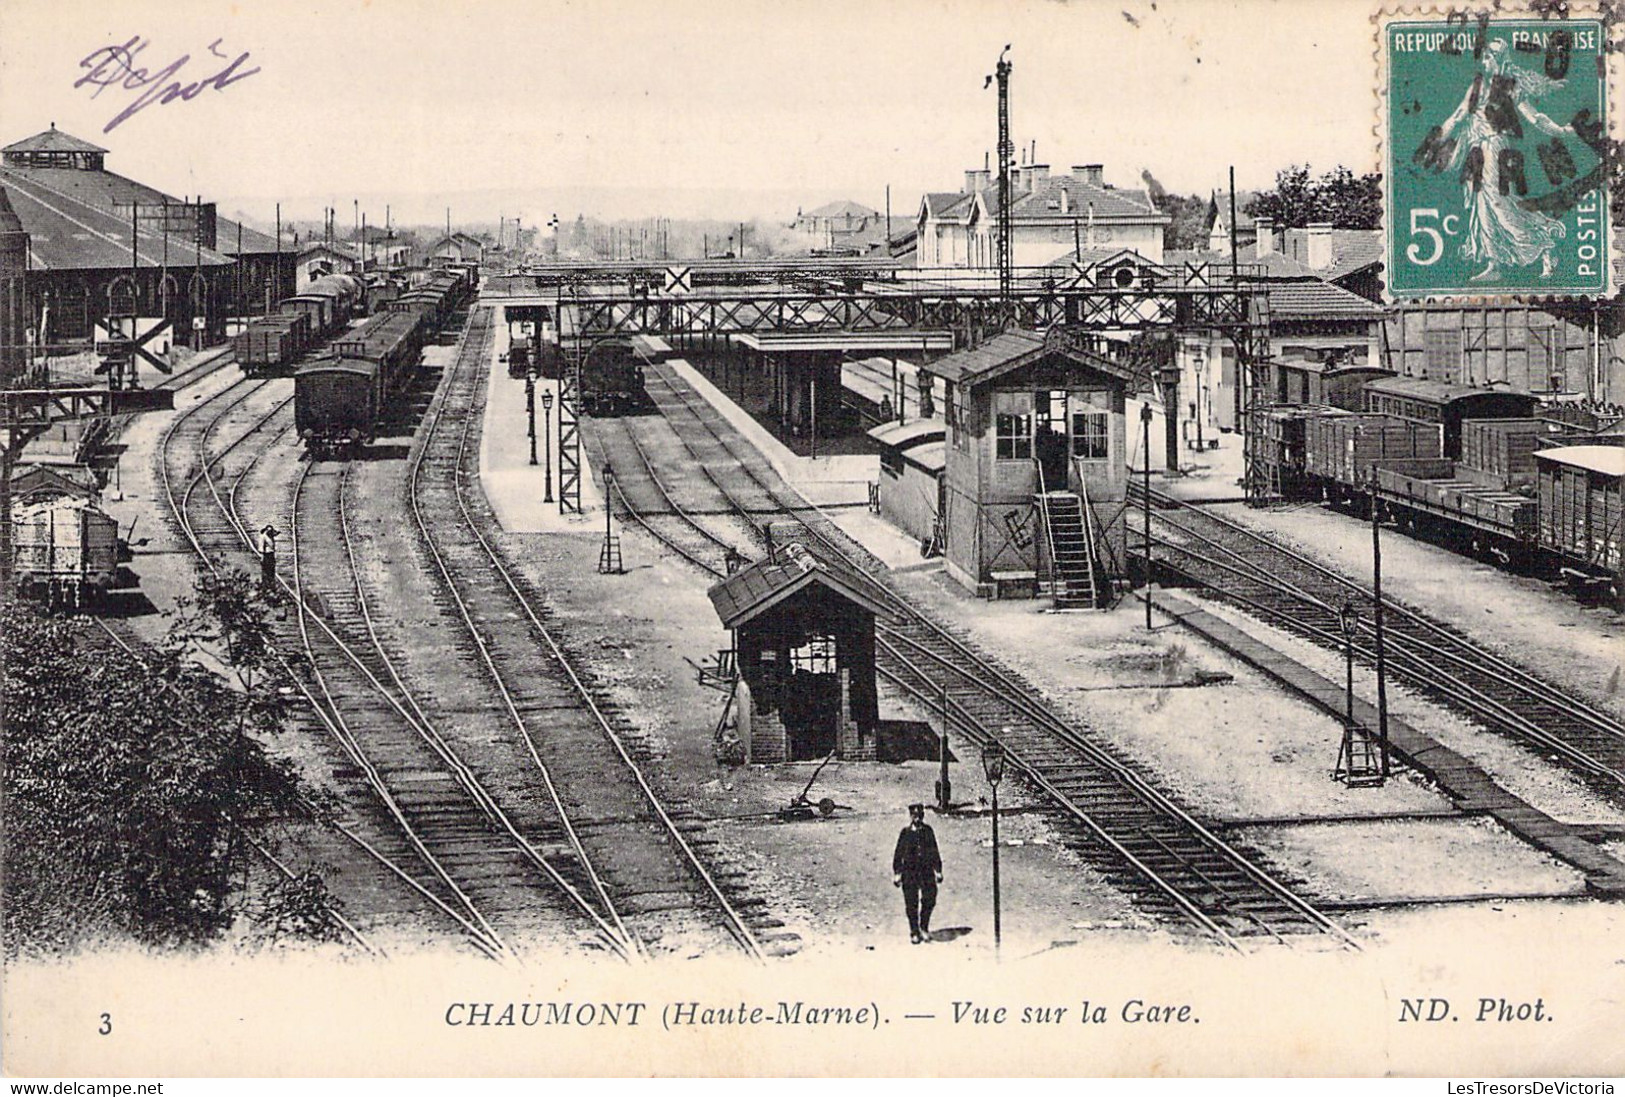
[1407,208,1445,266]
[98,1013,112,1036]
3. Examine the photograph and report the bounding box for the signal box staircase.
[1034,461,1113,610]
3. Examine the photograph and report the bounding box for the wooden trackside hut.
[707,541,891,764]
[921,328,1131,603]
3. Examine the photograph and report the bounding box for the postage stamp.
[1381,8,1615,299]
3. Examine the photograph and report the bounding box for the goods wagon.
[232,312,314,373]
[1304,412,1443,494]
[1537,445,1623,599]
[12,496,120,608]
[1362,377,1540,460]
[294,358,382,456]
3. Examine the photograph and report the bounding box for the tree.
[2,572,329,954]
[1141,171,1212,252]
[1246,164,1382,229]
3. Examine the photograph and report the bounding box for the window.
[1072,410,1109,459]
[790,635,837,674]
[995,413,1032,460]
[994,392,1034,460]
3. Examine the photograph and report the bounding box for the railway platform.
[479,314,604,533]
[1155,590,1625,897]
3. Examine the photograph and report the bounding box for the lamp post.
[1368,473,1390,778]
[541,387,555,504]
[1339,600,1357,728]
[525,371,538,466]
[935,681,952,814]
[981,735,1007,954]
[1140,402,1153,630]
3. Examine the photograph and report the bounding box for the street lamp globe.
[981,736,1006,786]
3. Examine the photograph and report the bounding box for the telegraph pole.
[988,46,1014,309]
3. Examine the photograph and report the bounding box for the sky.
[1,0,1383,229]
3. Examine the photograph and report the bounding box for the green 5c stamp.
[1384,12,1612,298]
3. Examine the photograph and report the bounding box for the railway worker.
[258,525,279,595]
[892,803,942,944]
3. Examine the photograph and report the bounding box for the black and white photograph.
[1,0,1622,1082]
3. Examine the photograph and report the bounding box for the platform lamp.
[540,386,555,504]
[981,734,1008,954]
[1338,600,1357,728]
[1367,472,1391,780]
[525,371,538,466]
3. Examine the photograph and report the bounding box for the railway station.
[4,43,1625,994]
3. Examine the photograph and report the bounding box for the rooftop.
[923,328,1135,387]
[1533,444,1625,477]
[3,126,108,155]
[707,542,892,630]
[0,166,233,270]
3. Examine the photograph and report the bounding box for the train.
[8,464,122,610]
[293,267,475,455]
[1260,376,1624,602]
[232,273,365,374]
[536,334,658,415]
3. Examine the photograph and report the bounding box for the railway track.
[1136,486,1625,793]
[406,308,777,960]
[152,369,549,960]
[601,362,1359,952]
[283,456,623,961]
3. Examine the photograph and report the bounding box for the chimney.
[1010,165,1024,192]
[1305,222,1334,270]
[965,170,979,194]
[965,169,991,193]
[1254,216,1275,258]
[1027,164,1050,187]
[1074,164,1104,187]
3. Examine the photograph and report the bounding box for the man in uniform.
[892,803,942,944]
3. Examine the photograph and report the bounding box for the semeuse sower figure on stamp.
[893,803,942,944]
[1431,39,1570,281]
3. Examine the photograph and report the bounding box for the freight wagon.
[294,358,384,456]
[12,495,120,609]
[1362,377,1540,460]
[232,312,314,373]
[1537,445,1624,601]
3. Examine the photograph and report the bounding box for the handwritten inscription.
[75,36,261,134]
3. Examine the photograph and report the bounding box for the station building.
[918,327,1133,604]
[916,162,1169,269]
[0,125,296,348]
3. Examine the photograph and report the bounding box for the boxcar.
[1536,444,1624,596]
[12,496,120,608]
[295,357,382,455]
[1363,377,1540,460]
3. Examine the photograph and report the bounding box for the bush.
[2,574,326,954]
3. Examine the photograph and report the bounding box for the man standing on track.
[892,803,942,944]
[258,525,278,595]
